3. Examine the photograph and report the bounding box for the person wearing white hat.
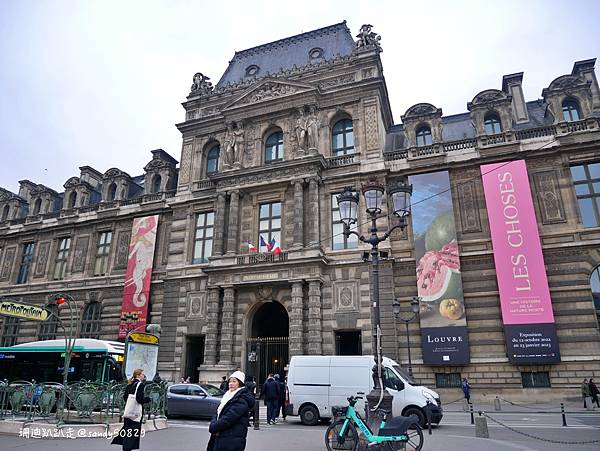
[207,370,255,451]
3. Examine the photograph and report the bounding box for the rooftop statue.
[190,72,213,95]
[355,24,382,51]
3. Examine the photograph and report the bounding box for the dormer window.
[68,192,77,209]
[416,126,433,147]
[152,175,162,193]
[245,65,260,77]
[562,99,581,122]
[32,198,42,215]
[207,145,220,175]
[484,113,502,135]
[309,47,324,59]
[107,183,117,201]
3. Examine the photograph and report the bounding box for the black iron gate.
[247,337,288,389]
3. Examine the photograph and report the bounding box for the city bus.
[0,339,124,384]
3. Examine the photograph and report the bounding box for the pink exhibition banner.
[118,215,159,339]
[481,160,560,363]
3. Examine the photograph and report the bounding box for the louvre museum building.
[1,22,599,400]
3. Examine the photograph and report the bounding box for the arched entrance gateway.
[247,301,289,386]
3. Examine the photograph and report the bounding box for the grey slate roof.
[216,22,355,87]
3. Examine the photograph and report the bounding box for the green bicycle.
[325,395,424,451]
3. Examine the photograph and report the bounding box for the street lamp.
[337,178,412,419]
[392,297,420,378]
[53,293,79,387]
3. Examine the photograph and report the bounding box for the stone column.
[292,180,304,248]
[213,192,227,255]
[308,280,322,355]
[226,191,240,255]
[289,281,305,356]
[218,286,235,365]
[204,288,220,365]
[307,178,320,247]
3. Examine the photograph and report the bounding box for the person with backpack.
[262,374,279,425]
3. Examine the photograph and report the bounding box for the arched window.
[416,126,433,147]
[107,183,117,201]
[68,192,77,209]
[265,131,284,163]
[562,99,581,122]
[592,266,600,326]
[39,303,59,340]
[484,113,503,135]
[32,198,42,215]
[1,205,9,221]
[206,145,220,175]
[152,175,162,193]
[332,119,355,156]
[80,301,102,339]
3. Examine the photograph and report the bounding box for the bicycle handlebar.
[347,395,363,406]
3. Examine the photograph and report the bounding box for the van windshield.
[393,365,414,385]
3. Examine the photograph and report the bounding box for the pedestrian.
[262,373,280,424]
[207,371,255,451]
[590,378,600,408]
[180,377,185,383]
[219,375,228,392]
[462,378,471,403]
[245,376,257,422]
[274,374,287,421]
[152,372,162,384]
[582,378,592,409]
[111,368,150,451]
[185,376,191,384]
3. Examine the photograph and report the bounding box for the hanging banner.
[118,215,159,339]
[480,160,560,364]
[410,171,470,365]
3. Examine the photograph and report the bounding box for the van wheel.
[300,405,319,426]
[403,407,425,428]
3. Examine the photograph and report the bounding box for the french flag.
[260,235,272,251]
[270,237,282,254]
[246,242,257,252]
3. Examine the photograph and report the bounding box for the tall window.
[80,302,102,339]
[265,131,284,163]
[206,146,220,175]
[107,183,117,201]
[591,266,600,327]
[332,119,354,156]
[16,242,35,284]
[1,205,9,221]
[53,237,71,280]
[570,163,600,227]
[562,99,581,122]
[259,202,281,252]
[331,194,358,250]
[94,231,112,276]
[152,175,162,193]
[32,198,42,215]
[192,212,214,264]
[39,304,59,340]
[68,192,77,209]
[484,113,502,135]
[416,126,433,147]
[1,316,20,347]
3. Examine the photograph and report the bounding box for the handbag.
[123,381,143,422]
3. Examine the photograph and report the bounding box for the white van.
[285,355,442,426]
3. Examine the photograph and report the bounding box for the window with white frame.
[192,212,214,263]
[331,193,358,250]
[94,231,112,276]
[258,202,281,252]
[53,237,71,280]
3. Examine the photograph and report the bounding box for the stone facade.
[1,21,599,400]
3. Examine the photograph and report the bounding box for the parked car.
[166,383,223,419]
[286,355,442,427]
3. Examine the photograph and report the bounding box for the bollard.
[494,396,501,411]
[560,402,567,427]
[469,402,474,425]
[253,396,260,430]
[474,412,489,438]
[425,402,433,436]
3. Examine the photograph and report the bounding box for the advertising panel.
[480,160,560,363]
[410,171,470,365]
[118,215,159,339]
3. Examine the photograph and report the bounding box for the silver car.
[166,384,224,419]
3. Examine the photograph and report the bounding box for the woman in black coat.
[112,368,151,451]
[208,371,255,451]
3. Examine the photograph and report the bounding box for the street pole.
[393,297,419,379]
[405,321,412,378]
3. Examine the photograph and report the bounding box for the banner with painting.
[480,160,560,364]
[410,171,470,365]
[118,215,159,339]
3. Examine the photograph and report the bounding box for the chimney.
[572,58,600,112]
[502,72,529,124]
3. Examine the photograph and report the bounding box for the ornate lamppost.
[53,293,79,387]
[337,178,412,419]
[392,296,420,378]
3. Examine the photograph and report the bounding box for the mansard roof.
[216,21,355,87]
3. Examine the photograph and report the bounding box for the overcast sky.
[1,0,599,194]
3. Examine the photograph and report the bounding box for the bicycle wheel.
[325,419,359,451]
[384,425,424,451]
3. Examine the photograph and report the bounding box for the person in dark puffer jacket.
[207,371,255,451]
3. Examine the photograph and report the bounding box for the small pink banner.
[480,160,554,325]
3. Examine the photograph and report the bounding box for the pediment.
[223,78,317,110]
[64,177,80,188]
[547,74,590,92]
[402,103,442,121]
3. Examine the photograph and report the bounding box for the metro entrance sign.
[0,299,49,321]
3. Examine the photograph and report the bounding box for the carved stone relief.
[1,246,16,280]
[239,82,300,105]
[364,104,379,150]
[179,143,193,185]
[114,231,131,270]
[71,236,89,273]
[457,181,482,233]
[319,73,356,90]
[34,241,50,277]
[533,171,567,224]
[187,291,206,319]
[333,280,359,312]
